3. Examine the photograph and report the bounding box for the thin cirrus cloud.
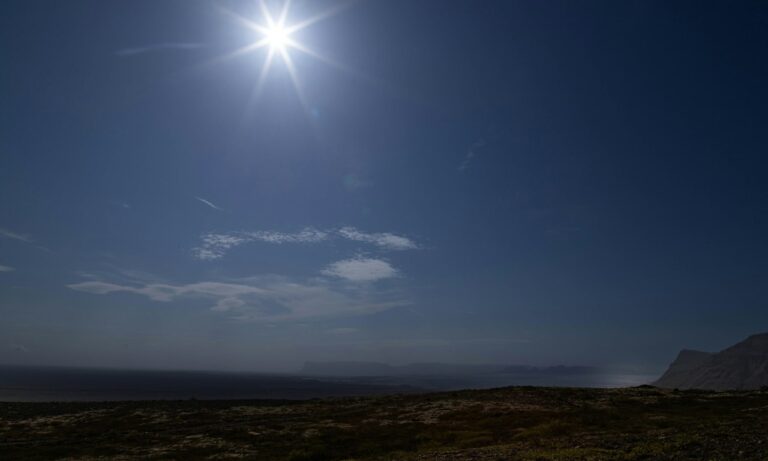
[336,227,418,251]
[195,196,224,211]
[0,228,32,243]
[458,138,486,172]
[68,275,406,321]
[192,227,418,260]
[321,257,398,282]
[116,42,204,57]
[0,264,15,272]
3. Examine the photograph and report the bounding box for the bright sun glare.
[245,1,301,63]
[221,0,351,111]
[264,24,290,52]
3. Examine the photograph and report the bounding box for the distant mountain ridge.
[654,333,768,390]
[299,361,598,377]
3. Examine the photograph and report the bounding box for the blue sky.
[1,0,768,372]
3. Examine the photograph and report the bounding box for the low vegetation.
[2,386,767,460]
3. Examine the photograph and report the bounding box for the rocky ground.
[2,385,768,460]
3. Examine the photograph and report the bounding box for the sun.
[221,0,348,74]
[263,24,290,53]
[240,1,303,62]
[253,3,296,57]
[218,0,353,112]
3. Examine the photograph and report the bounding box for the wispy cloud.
[192,227,417,260]
[195,196,224,211]
[192,227,420,261]
[75,266,166,286]
[193,234,250,261]
[337,227,419,251]
[342,174,373,191]
[245,229,330,244]
[0,228,32,243]
[192,228,330,260]
[116,42,204,57]
[68,280,266,309]
[459,138,486,172]
[68,275,406,321]
[322,257,398,282]
[0,264,15,272]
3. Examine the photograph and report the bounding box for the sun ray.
[238,46,277,131]
[278,0,292,27]
[285,0,357,35]
[258,0,275,28]
[280,47,309,114]
[255,46,276,100]
[288,41,349,73]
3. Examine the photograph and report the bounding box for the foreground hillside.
[2,386,768,460]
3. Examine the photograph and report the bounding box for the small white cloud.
[0,264,14,272]
[322,258,398,282]
[337,227,418,251]
[0,228,32,243]
[116,43,204,57]
[212,296,247,312]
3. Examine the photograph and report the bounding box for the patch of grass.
[515,419,578,441]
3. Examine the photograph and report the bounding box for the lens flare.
[216,0,359,116]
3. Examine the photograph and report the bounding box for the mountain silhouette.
[655,333,768,390]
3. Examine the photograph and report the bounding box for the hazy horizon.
[0,358,656,375]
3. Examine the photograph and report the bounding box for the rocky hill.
[655,333,768,390]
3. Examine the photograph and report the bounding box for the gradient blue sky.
[1,0,767,372]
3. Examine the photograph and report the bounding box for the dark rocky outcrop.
[654,333,768,390]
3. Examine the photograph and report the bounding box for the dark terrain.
[655,333,768,390]
[2,385,767,460]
